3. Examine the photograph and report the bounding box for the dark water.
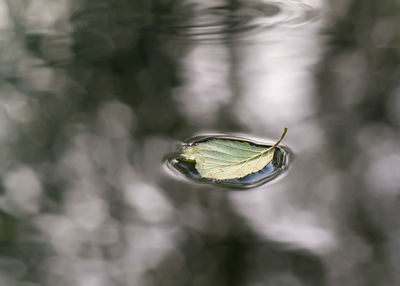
[1,0,400,285]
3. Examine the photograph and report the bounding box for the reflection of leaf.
[182,128,287,180]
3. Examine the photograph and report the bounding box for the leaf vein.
[211,140,261,153]
[200,155,239,163]
[198,146,251,158]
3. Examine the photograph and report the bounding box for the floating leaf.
[181,128,287,180]
[164,131,291,188]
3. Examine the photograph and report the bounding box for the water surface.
[0,0,400,286]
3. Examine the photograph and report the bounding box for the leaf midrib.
[200,148,270,166]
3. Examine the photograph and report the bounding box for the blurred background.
[0,0,400,285]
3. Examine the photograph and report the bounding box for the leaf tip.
[182,146,196,161]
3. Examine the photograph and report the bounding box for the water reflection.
[0,0,400,285]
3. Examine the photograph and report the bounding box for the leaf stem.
[229,127,288,166]
[262,127,288,154]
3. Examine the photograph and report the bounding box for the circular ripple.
[158,1,321,42]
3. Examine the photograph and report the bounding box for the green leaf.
[182,127,287,180]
